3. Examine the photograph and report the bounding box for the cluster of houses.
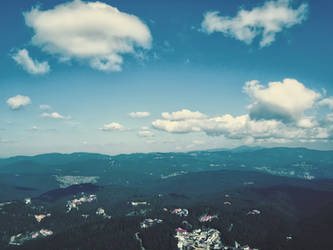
[55,175,99,188]
[34,213,51,223]
[199,214,218,222]
[4,190,262,249]
[174,227,258,250]
[9,229,53,246]
[140,218,163,229]
[131,201,149,206]
[171,208,189,217]
[175,228,223,249]
[96,207,111,219]
[247,209,261,215]
[127,201,150,216]
[24,198,31,205]
[5,199,55,246]
[66,193,97,212]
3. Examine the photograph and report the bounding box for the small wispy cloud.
[100,122,127,131]
[12,49,50,74]
[41,112,71,120]
[129,112,151,118]
[40,104,52,110]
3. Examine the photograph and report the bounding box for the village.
[1,192,264,249]
[66,193,97,212]
[9,229,54,246]
[174,227,258,250]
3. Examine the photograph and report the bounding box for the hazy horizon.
[2,145,333,159]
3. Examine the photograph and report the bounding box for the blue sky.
[0,0,332,156]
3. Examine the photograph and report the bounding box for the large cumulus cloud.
[244,79,321,124]
[24,0,152,71]
[152,79,333,144]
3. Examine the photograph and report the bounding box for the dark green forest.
[0,148,333,249]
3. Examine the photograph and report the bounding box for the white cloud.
[244,79,321,123]
[41,112,71,120]
[7,95,31,110]
[318,97,333,110]
[201,0,308,47]
[297,116,318,128]
[161,109,207,121]
[153,114,287,138]
[24,0,152,72]
[200,114,312,140]
[138,130,154,137]
[12,49,50,75]
[129,111,151,118]
[152,119,202,133]
[152,111,333,143]
[40,104,52,110]
[100,122,127,131]
[151,79,333,144]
